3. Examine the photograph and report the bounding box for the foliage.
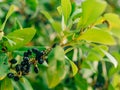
[0,0,120,90]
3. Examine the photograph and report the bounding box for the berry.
[32,48,39,54]
[14,76,19,81]
[38,58,44,64]
[23,57,29,61]
[27,49,32,55]
[23,52,29,57]
[7,73,14,78]
[15,64,21,72]
[34,66,39,73]
[10,59,17,64]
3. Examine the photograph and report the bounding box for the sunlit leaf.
[68,58,78,76]
[78,28,116,45]
[101,49,118,68]
[78,0,107,28]
[61,0,72,24]
[4,28,36,51]
[104,13,120,39]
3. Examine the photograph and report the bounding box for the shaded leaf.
[0,53,9,80]
[1,5,16,31]
[19,77,33,90]
[0,77,14,90]
[26,0,38,10]
[41,10,62,33]
[46,46,66,88]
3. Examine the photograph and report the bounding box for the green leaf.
[86,45,108,61]
[0,53,9,80]
[67,58,78,76]
[1,5,16,31]
[57,6,62,15]
[25,0,38,10]
[4,28,36,51]
[78,0,107,28]
[61,0,72,24]
[41,11,62,33]
[78,28,116,45]
[75,73,88,90]
[0,77,14,90]
[46,46,66,88]
[104,13,120,39]
[101,49,118,68]
[19,77,33,90]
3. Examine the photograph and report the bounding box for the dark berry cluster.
[7,48,47,81]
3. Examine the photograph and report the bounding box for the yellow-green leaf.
[68,59,78,76]
[0,77,14,90]
[104,13,120,39]
[78,0,107,28]
[61,0,72,24]
[78,28,116,45]
[4,28,36,51]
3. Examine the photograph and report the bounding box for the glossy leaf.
[68,59,78,76]
[0,53,9,80]
[0,77,14,90]
[78,28,116,45]
[61,0,72,24]
[104,13,120,39]
[78,0,107,28]
[101,49,118,68]
[4,28,36,51]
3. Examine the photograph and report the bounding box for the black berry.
[10,59,17,64]
[34,66,39,73]
[14,76,19,81]
[38,58,44,64]
[23,57,29,61]
[32,48,39,54]
[15,64,21,72]
[7,73,14,78]
[27,49,32,55]
[24,52,29,57]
